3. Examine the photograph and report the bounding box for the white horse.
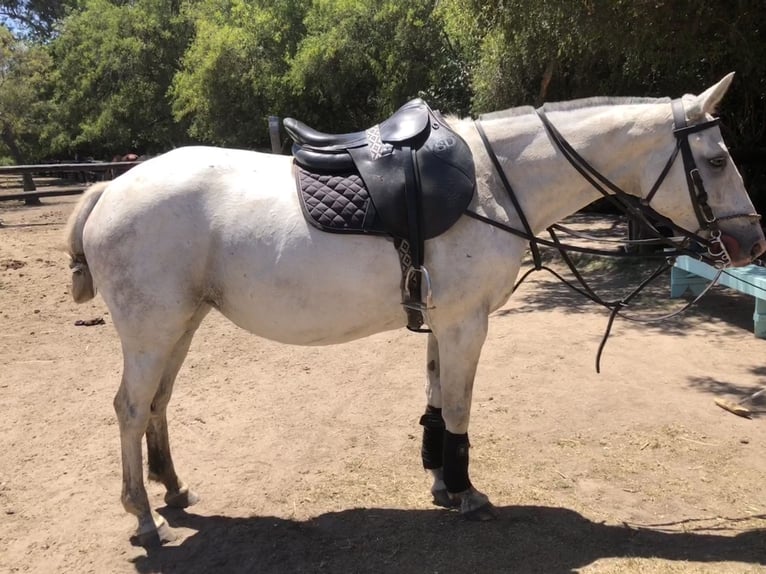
[64,74,765,546]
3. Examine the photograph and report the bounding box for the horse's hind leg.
[146,306,209,509]
[115,341,178,547]
[114,304,208,547]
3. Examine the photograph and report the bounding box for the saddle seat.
[284,99,431,151]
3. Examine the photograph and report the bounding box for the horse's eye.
[709,156,727,169]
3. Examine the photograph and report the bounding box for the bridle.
[466,97,761,371]
[647,98,761,267]
[469,98,760,270]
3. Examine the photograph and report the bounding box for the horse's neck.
[464,105,666,234]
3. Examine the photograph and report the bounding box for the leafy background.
[2,0,766,209]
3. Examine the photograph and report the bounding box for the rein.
[469,98,749,371]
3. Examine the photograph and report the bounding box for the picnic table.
[670,255,766,338]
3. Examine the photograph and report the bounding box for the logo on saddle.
[284,98,476,331]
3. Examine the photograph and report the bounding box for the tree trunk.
[537,60,556,106]
[1,123,40,206]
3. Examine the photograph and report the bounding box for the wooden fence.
[0,161,141,203]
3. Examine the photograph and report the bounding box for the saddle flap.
[416,139,476,238]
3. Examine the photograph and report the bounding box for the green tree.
[46,0,192,158]
[0,1,80,38]
[171,0,309,149]
[439,1,766,117]
[438,1,766,208]
[0,26,51,161]
[288,0,470,132]
[0,25,53,200]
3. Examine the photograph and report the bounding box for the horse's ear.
[697,72,735,115]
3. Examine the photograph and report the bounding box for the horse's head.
[641,73,765,267]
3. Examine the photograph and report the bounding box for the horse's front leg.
[419,333,453,508]
[422,314,496,520]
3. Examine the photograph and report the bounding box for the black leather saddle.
[284,98,476,331]
[285,98,475,248]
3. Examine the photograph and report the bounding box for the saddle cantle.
[285,98,476,331]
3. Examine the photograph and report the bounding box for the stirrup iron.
[403,265,435,321]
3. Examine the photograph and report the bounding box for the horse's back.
[82,146,406,344]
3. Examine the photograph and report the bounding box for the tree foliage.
[171,0,309,149]
[0,0,79,38]
[1,0,766,210]
[0,25,53,163]
[45,0,192,157]
[287,0,470,132]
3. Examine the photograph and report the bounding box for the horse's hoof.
[431,488,460,509]
[164,486,199,509]
[454,487,497,521]
[130,521,176,548]
[462,502,498,521]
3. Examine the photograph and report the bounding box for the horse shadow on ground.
[132,505,766,574]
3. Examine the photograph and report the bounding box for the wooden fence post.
[269,116,281,154]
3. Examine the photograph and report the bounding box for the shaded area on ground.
[133,505,766,574]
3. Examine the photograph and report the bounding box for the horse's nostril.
[751,239,766,259]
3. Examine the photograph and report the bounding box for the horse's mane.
[478,96,671,121]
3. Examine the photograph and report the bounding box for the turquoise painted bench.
[670,255,766,338]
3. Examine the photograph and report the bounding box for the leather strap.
[474,119,542,269]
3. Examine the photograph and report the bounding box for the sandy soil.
[1,196,766,574]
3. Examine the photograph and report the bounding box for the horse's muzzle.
[721,232,766,267]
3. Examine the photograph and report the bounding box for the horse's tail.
[63,181,109,303]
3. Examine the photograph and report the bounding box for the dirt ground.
[2,196,766,574]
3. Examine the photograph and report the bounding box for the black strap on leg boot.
[419,405,445,469]
[443,430,472,493]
